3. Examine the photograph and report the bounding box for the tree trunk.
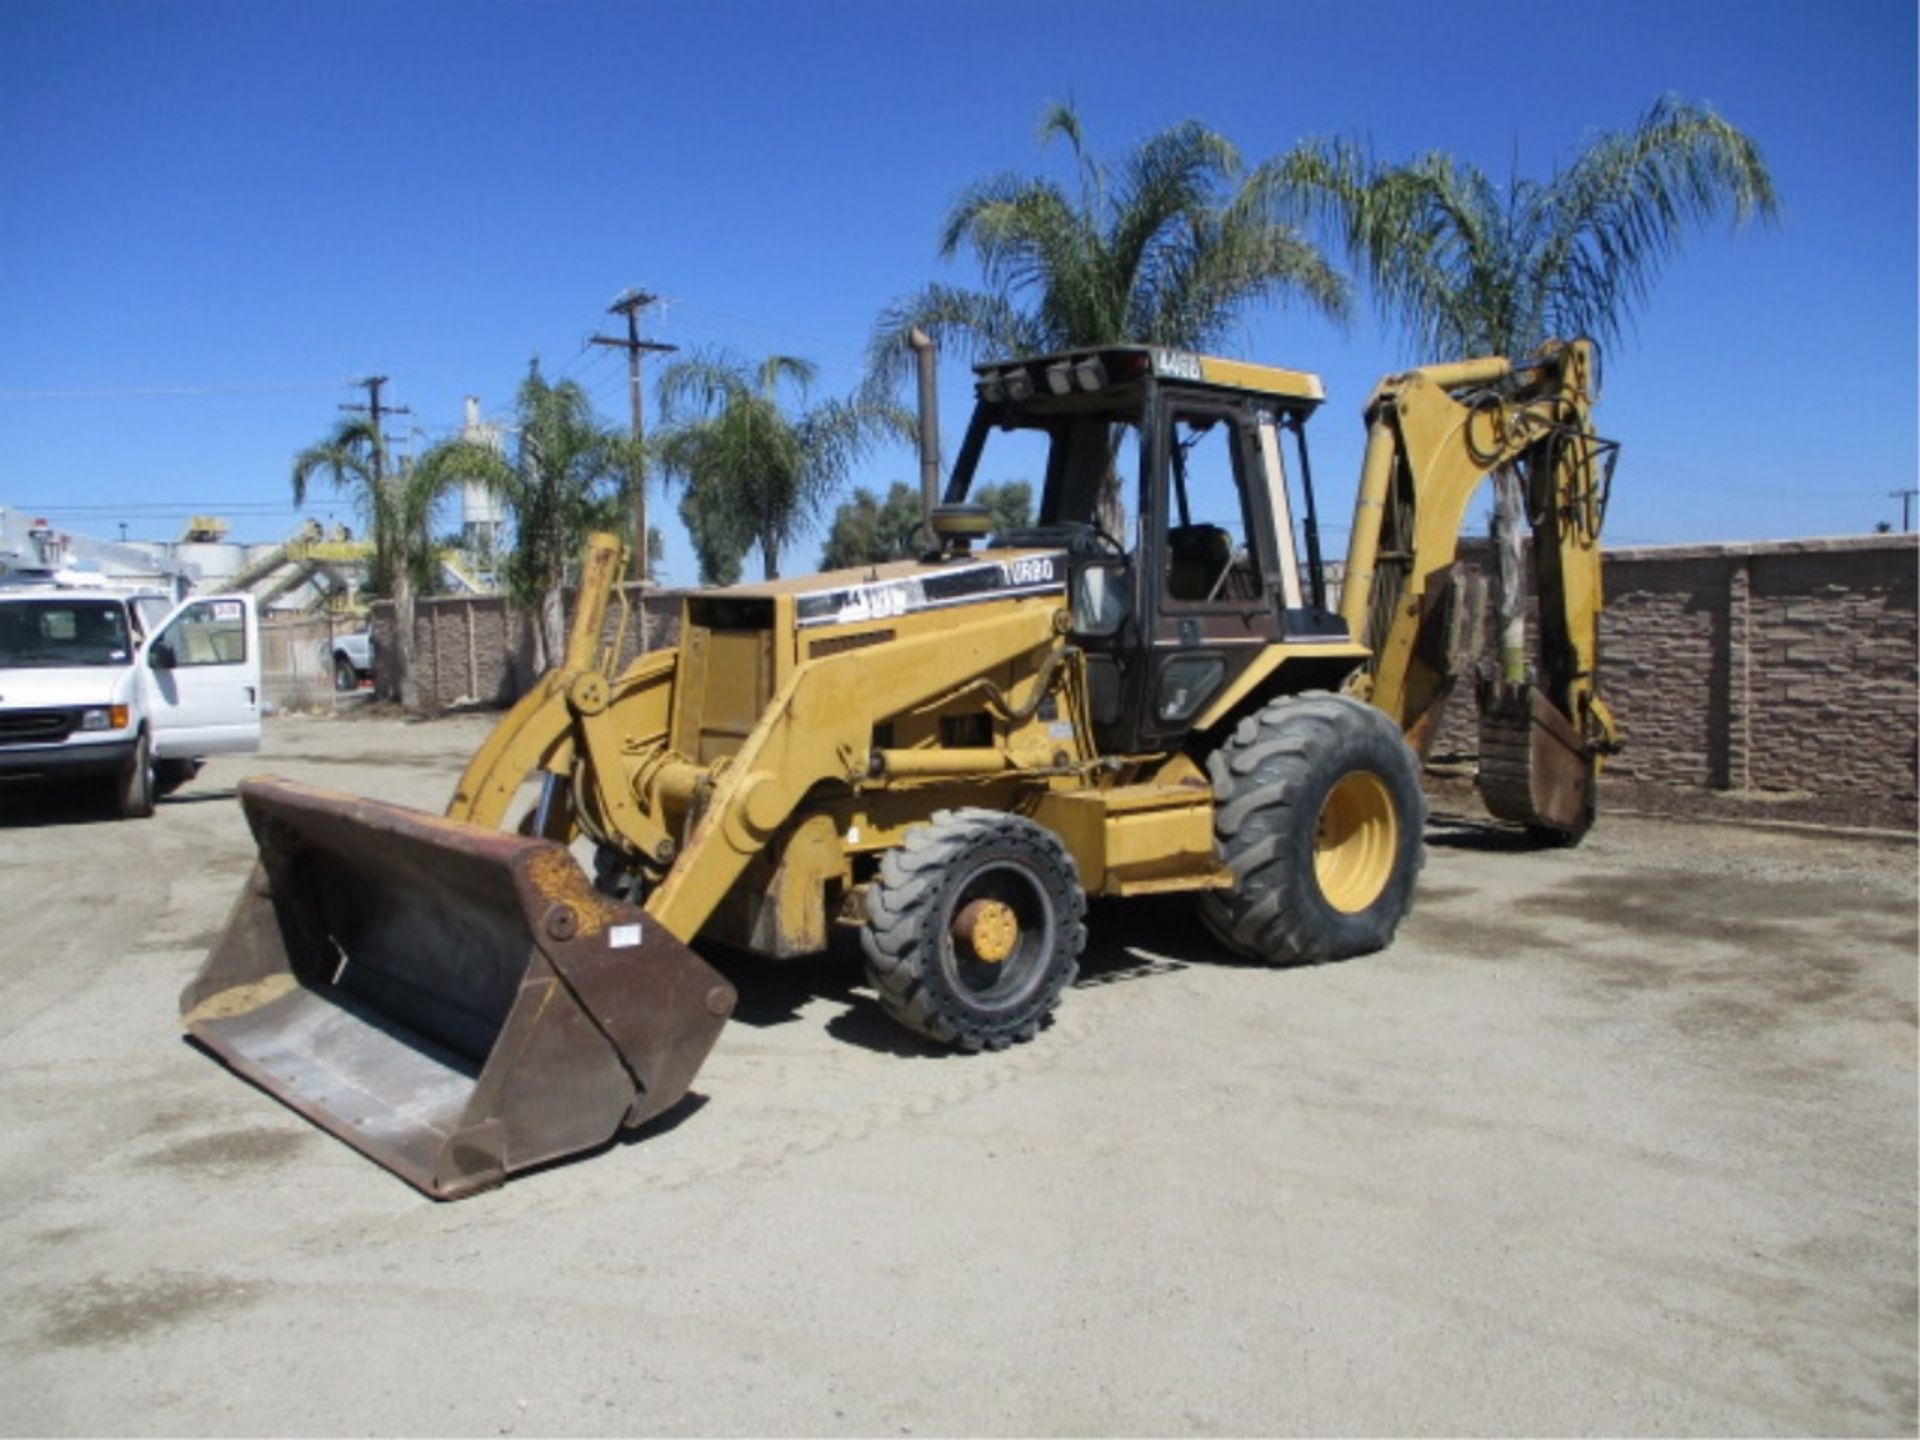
[761,532,780,582]
[393,571,420,712]
[536,583,566,676]
[1490,466,1528,684]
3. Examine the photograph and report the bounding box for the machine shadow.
[711,893,1251,1059]
[157,787,241,806]
[1424,812,1553,852]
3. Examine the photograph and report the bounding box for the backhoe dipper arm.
[1339,339,1618,760]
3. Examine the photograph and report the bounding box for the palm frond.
[889,104,1348,391]
[1523,94,1778,350]
[656,349,756,424]
[653,347,912,580]
[756,354,818,400]
[1265,97,1775,360]
[1035,98,1104,219]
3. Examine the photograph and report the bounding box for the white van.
[0,585,262,817]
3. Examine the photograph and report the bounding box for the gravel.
[0,713,1913,1436]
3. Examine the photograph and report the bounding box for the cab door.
[1138,398,1286,746]
[142,594,262,756]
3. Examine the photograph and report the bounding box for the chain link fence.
[261,614,368,714]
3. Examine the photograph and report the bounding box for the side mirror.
[150,640,177,670]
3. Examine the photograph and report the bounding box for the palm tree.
[652,350,909,582]
[412,365,641,672]
[1262,94,1778,361]
[1267,96,1776,688]
[677,480,750,588]
[291,416,454,706]
[870,102,1349,384]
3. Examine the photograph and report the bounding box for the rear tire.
[861,809,1086,1052]
[1200,692,1424,963]
[333,655,358,692]
[116,730,155,819]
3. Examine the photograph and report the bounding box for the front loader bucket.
[181,778,735,1199]
[1476,681,1596,840]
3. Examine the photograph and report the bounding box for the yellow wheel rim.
[952,898,1019,964]
[1314,771,1398,914]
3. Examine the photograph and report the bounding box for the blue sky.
[2,0,1914,582]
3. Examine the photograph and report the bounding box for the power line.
[0,378,358,399]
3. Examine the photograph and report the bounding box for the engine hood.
[718,548,1070,631]
[0,664,135,710]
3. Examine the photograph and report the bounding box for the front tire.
[861,808,1087,1052]
[115,730,155,819]
[1200,693,1425,963]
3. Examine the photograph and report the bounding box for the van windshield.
[0,599,133,668]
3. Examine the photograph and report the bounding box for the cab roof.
[972,345,1325,406]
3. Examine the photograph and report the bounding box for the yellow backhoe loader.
[181,336,1618,1197]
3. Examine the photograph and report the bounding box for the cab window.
[1163,409,1262,604]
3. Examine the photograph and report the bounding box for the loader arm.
[644,603,1063,939]
[444,534,682,871]
[437,526,1064,944]
[445,531,629,830]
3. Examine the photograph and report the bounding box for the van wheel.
[861,809,1086,1052]
[1200,693,1425,963]
[116,731,155,819]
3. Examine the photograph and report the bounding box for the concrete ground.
[0,713,1913,1437]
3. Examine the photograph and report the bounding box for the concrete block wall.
[370,585,682,712]
[1429,534,1917,804]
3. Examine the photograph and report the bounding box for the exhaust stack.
[909,327,941,546]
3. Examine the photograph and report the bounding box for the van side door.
[143,594,262,756]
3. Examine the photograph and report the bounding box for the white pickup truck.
[0,586,262,817]
[328,628,375,692]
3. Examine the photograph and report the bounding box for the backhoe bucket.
[181,778,736,1199]
[1476,681,1596,840]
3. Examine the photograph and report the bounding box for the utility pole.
[591,291,677,582]
[1890,488,1917,532]
[339,375,411,488]
[340,375,412,620]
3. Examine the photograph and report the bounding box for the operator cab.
[940,345,1350,753]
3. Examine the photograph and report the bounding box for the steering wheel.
[1067,521,1126,559]
[997,521,1127,559]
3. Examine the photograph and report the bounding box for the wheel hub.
[1314,770,1398,914]
[952,898,1019,963]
